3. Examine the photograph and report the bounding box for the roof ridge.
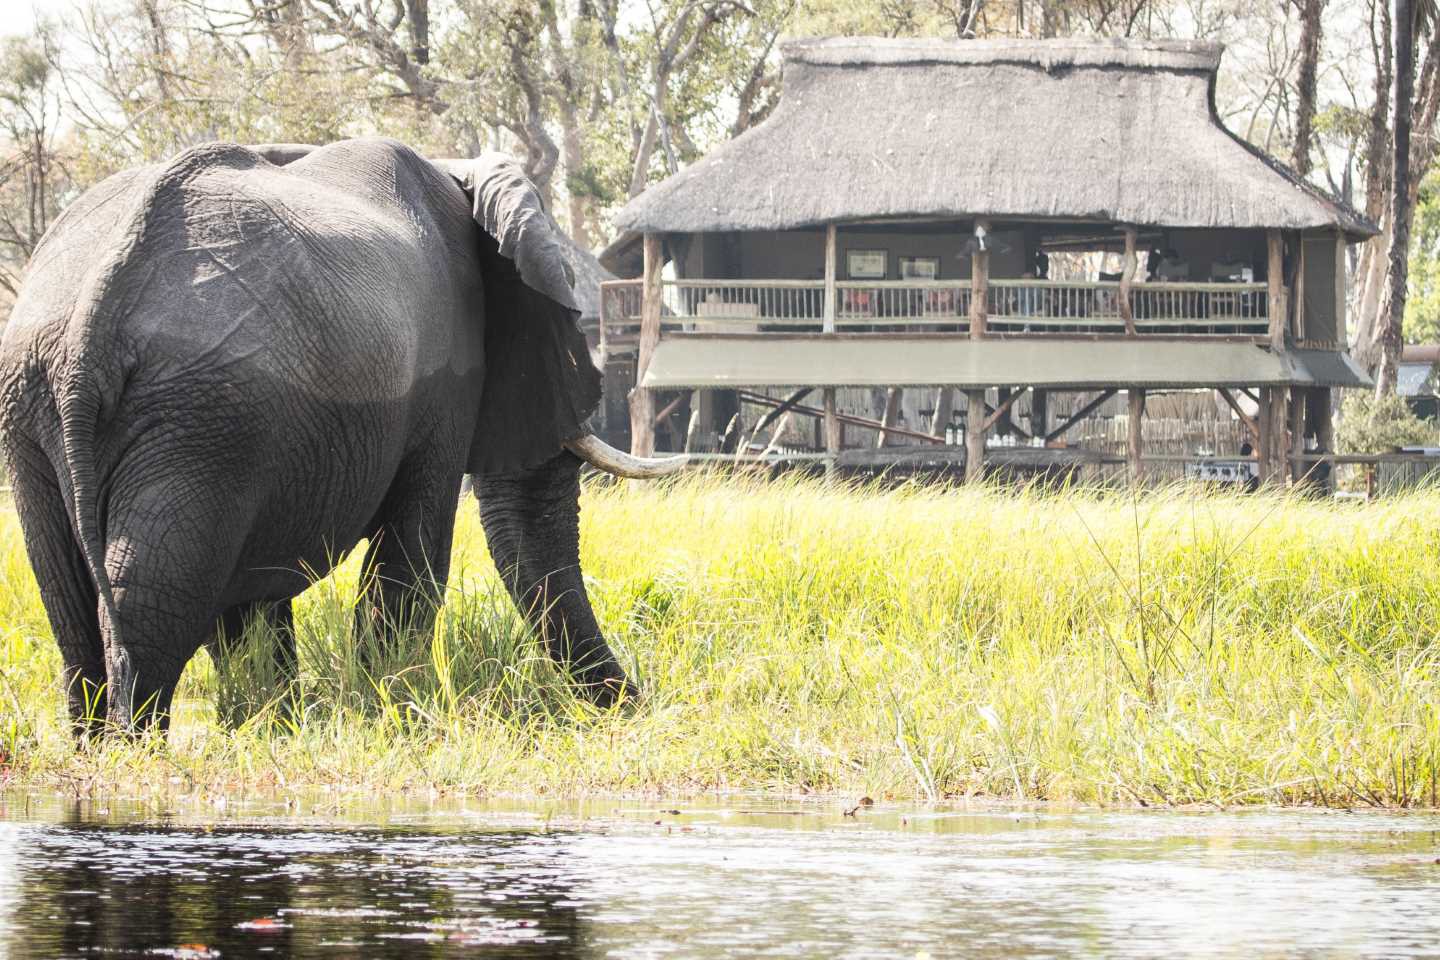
[780,36,1222,72]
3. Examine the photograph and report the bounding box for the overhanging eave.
[638,337,1372,390]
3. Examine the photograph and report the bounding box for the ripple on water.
[0,794,1436,959]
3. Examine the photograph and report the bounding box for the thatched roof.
[610,37,1374,244]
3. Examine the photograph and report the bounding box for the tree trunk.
[1376,0,1415,396]
[1291,0,1324,178]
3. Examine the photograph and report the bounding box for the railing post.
[629,232,662,457]
[970,220,990,339]
[823,224,837,334]
[1267,229,1286,351]
[1119,226,1137,335]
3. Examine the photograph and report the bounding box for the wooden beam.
[758,412,793,459]
[994,386,1014,436]
[981,386,1028,433]
[1045,389,1117,443]
[823,224,838,334]
[965,388,986,482]
[1266,229,1286,351]
[931,387,955,438]
[1127,388,1145,484]
[753,387,813,436]
[736,390,941,446]
[629,232,663,456]
[1119,226,1137,335]
[970,220,990,339]
[652,392,686,426]
[823,388,841,474]
[1217,388,1260,444]
[876,388,902,448]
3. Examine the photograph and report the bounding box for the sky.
[5,0,75,38]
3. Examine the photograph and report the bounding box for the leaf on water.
[235,918,287,932]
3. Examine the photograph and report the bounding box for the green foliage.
[1407,170,1440,344]
[4,479,1440,807]
[1337,390,1436,453]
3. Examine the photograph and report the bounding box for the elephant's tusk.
[564,434,689,479]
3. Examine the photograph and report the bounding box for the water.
[1,793,1437,958]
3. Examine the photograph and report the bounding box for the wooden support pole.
[1256,387,1273,482]
[1127,388,1145,485]
[1119,226,1137,335]
[629,232,663,456]
[823,224,838,334]
[1031,389,1049,441]
[1217,388,1260,445]
[1310,385,1336,493]
[823,387,841,474]
[931,387,955,438]
[1334,230,1347,347]
[1256,386,1289,486]
[1289,387,1306,483]
[1267,229,1286,351]
[970,220,990,339]
[683,407,701,454]
[965,388,986,483]
[1292,236,1307,340]
[876,387,902,448]
[1045,389,1117,443]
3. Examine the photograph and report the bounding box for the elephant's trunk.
[475,451,629,705]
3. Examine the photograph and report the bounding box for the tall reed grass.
[1,476,1437,806]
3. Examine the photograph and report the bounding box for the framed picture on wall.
[846,249,887,280]
[899,256,940,281]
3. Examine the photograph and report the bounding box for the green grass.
[2,476,1438,807]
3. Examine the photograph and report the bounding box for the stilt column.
[629,232,663,456]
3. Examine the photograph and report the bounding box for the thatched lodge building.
[596,37,1374,483]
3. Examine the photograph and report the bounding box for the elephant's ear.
[437,154,602,475]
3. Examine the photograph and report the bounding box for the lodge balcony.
[598,277,1280,348]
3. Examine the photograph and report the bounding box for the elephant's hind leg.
[8,436,106,738]
[100,479,250,732]
[208,600,296,728]
[354,456,462,673]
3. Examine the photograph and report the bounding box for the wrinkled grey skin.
[0,138,625,734]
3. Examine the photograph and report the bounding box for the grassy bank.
[1,477,1438,807]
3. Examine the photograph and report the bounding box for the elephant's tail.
[56,369,121,656]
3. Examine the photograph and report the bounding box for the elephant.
[0,137,683,734]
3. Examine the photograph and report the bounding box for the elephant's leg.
[475,452,630,705]
[354,457,462,673]
[211,600,297,684]
[101,481,247,732]
[8,436,106,738]
[208,600,297,727]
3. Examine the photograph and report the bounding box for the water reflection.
[0,794,1437,959]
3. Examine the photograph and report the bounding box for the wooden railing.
[599,277,1271,351]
